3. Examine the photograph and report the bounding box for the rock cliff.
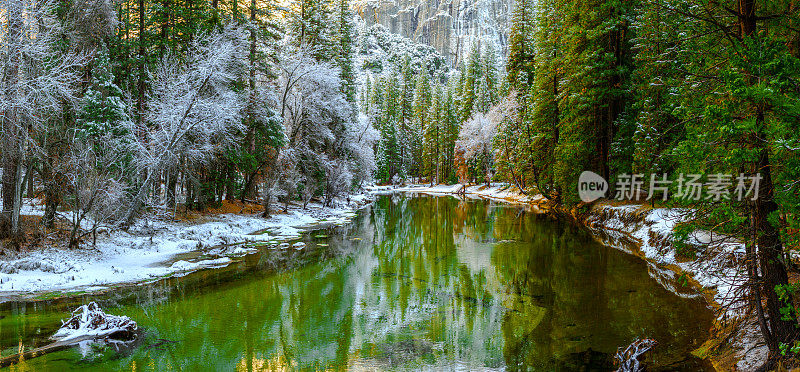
[353,0,513,65]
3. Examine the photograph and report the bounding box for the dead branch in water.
[615,338,658,372]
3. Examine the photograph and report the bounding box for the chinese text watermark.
[578,172,762,203]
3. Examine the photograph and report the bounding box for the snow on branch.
[138,26,247,172]
[0,0,88,144]
[456,112,498,161]
[614,338,657,372]
[275,47,350,145]
[122,27,247,221]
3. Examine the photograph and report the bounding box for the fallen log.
[0,334,102,368]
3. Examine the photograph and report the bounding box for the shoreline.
[0,194,373,303]
[380,183,762,371]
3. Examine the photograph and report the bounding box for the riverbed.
[0,194,714,371]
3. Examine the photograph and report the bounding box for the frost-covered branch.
[1,0,88,233]
[614,338,657,372]
[122,27,246,222]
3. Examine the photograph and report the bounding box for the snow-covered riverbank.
[368,183,544,203]
[0,194,372,299]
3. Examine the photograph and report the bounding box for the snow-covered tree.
[61,0,118,50]
[491,93,529,193]
[409,70,431,179]
[346,113,379,185]
[357,23,448,80]
[62,125,136,248]
[461,41,482,122]
[476,43,500,114]
[507,0,535,90]
[51,47,138,247]
[276,48,350,142]
[375,75,402,183]
[0,0,87,235]
[273,46,355,208]
[286,0,334,61]
[455,113,498,185]
[423,85,444,184]
[123,27,246,223]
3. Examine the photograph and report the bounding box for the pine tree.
[553,0,635,203]
[525,0,563,197]
[476,43,499,114]
[334,0,356,105]
[664,1,800,359]
[77,49,132,141]
[440,84,460,183]
[423,85,443,183]
[507,0,535,90]
[398,56,415,175]
[460,41,481,122]
[626,0,683,182]
[359,75,372,114]
[288,0,334,61]
[410,68,432,178]
[374,76,402,182]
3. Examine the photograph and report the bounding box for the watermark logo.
[578,171,608,202]
[577,171,762,202]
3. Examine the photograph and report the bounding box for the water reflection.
[0,194,712,371]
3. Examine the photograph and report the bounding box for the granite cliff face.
[353,0,513,66]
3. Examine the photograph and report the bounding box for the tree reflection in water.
[0,195,713,371]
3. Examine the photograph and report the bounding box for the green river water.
[0,194,713,371]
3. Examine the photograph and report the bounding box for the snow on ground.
[586,204,763,372]
[0,194,372,299]
[368,182,540,204]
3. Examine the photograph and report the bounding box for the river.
[0,194,714,371]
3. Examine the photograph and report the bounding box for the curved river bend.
[0,194,713,371]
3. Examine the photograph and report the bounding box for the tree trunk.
[736,0,798,364]
[225,164,235,201]
[211,0,219,26]
[751,116,798,355]
[166,171,176,211]
[25,159,35,198]
[12,157,24,232]
[40,159,59,229]
[2,155,21,237]
[137,0,146,132]
[185,176,194,210]
[262,189,272,218]
[1,2,23,237]
[158,0,170,57]
[241,173,256,203]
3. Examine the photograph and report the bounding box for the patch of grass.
[34,289,91,301]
